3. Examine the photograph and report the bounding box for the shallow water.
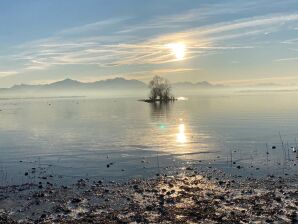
[0,93,297,185]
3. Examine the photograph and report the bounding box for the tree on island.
[147,76,175,102]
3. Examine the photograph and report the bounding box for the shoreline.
[1,168,297,223]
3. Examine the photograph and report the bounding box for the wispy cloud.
[0,71,19,78]
[152,68,199,74]
[117,0,296,34]
[3,0,298,82]
[274,57,298,62]
[281,38,298,44]
[58,17,130,35]
[217,76,298,86]
[117,1,261,34]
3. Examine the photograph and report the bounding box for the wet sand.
[0,167,297,224]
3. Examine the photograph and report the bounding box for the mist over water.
[0,93,297,185]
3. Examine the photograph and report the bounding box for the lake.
[0,93,297,185]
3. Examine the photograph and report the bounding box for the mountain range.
[0,77,223,97]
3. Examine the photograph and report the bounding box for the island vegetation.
[142,76,176,103]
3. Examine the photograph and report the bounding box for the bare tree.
[148,76,173,101]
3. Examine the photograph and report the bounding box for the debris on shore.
[0,170,297,223]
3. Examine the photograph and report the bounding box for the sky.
[0,0,298,88]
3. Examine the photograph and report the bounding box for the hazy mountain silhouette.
[172,81,224,89]
[0,77,222,98]
[92,77,147,89]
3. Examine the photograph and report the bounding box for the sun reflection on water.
[177,123,187,144]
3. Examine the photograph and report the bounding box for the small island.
[141,76,177,103]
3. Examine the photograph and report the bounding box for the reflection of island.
[150,101,187,144]
[150,101,173,120]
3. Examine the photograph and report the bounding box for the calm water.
[0,93,297,185]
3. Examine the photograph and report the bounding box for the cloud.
[217,76,298,86]
[117,1,259,34]
[281,38,298,44]
[58,18,130,35]
[0,71,19,78]
[3,0,298,81]
[117,0,296,34]
[274,57,298,62]
[152,68,199,74]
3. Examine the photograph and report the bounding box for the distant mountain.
[92,77,146,89]
[173,81,224,89]
[6,78,146,90]
[46,78,83,89]
[0,77,222,97]
[0,77,148,97]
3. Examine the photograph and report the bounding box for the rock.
[218,181,225,185]
[71,198,82,203]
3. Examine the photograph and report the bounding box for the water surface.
[0,93,297,185]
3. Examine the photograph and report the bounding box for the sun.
[167,43,186,60]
